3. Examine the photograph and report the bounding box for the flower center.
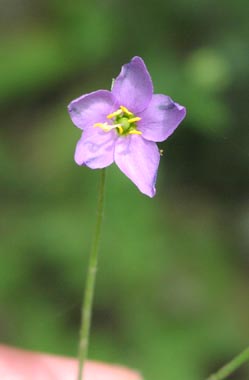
[94,105,142,136]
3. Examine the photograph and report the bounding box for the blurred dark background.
[0,0,248,379]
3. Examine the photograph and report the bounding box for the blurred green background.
[0,0,248,379]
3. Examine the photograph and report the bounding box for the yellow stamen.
[117,126,124,134]
[128,130,142,135]
[94,122,111,132]
[107,109,122,119]
[160,149,164,156]
[120,105,133,116]
[128,117,141,124]
[94,105,142,136]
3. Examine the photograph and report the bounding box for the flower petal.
[75,127,116,169]
[112,56,153,114]
[138,94,186,142]
[68,90,117,130]
[114,135,160,197]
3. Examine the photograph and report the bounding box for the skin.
[0,345,142,380]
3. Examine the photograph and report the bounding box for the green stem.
[206,346,249,380]
[77,169,106,380]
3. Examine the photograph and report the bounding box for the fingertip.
[0,345,143,380]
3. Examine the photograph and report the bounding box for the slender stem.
[206,346,249,380]
[77,169,106,380]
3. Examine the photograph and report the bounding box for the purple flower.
[68,56,186,197]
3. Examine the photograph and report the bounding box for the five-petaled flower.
[68,56,186,197]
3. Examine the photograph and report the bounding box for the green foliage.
[0,1,248,379]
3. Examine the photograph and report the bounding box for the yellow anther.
[117,126,124,134]
[120,105,133,116]
[128,130,142,135]
[160,149,164,156]
[107,109,122,119]
[94,122,111,132]
[128,117,141,124]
